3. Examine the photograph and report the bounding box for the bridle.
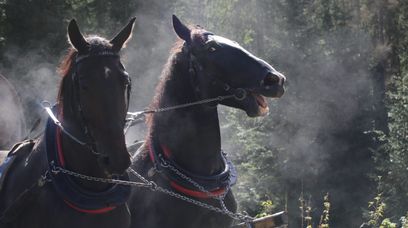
[183,37,248,105]
[36,38,260,223]
[125,39,248,130]
[45,49,131,159]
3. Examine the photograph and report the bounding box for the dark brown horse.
[0,18,135,228]
[128,15,285,228]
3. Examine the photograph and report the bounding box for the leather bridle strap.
[182,42,248,103]
[69,51,130,157]
[43,50,131,158]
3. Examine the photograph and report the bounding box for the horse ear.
[110,17,136,52]
[68,19,89,53]
[172,15,191,43]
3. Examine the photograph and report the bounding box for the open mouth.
[252,92,269,116]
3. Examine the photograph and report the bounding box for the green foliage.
[1,0,408,227]
[318,193,330,228]
[401,212,408,228]
[380,218,397,228]
[256,200,275,218]
[370,0,408,221]
[366,192,387,227]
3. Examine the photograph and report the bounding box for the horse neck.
[150,52,224,175]
[58,78,110,191]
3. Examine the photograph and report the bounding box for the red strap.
[148,142,226,199]
[170,181,226,199]
[64,200,116,214]
[58,106,116,214]
[161,145,172,158]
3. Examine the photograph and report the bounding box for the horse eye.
[208,46,217,52]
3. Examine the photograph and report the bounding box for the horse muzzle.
[96,140,131,175]
[258,71,286,98]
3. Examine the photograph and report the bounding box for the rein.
[43,50,131,157]
[28,41,254,224]
[125,41,248,132]
[70,51,131,158]
[125,92,244,133]
[42,101,87,146]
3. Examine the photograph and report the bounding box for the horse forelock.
[85,36,114,55]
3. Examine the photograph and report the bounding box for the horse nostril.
[263,73,280,87]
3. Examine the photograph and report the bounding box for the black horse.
[128,15,285,228]
[0,18,135,228]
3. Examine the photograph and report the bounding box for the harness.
[1,39,256,224]
[126,39,245,199]
[0,49,133,221]
[183,36,248,103]
[45,49,132,213]
[147,135,237,199]
[69,49,132,158]
[45,116,131,214]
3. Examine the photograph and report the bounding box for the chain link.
[52,166,151,188]
[125,95,235,131]
[148,95,235,113]
[51,164,253,223]
[157,159,254,222]
[128,167,251,222]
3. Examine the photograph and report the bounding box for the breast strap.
[148,137,237,198]
[45,117,131,214]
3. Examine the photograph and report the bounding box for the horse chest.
[6,189,131,228]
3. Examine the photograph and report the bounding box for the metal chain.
[158,158,254,222]
[51,166,151,188]
[129,94,235,116]
[163,158,226,199]
[50,164,252,223]
[127,167,252,222]
[125,94,236,132]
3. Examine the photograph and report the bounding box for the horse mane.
[57,48,77,106]
[144,40,184,136]
[145,26,208,140]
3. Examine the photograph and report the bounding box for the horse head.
[61,18,135,175]
[172,15,285,117]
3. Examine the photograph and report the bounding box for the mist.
[0,0,385,227]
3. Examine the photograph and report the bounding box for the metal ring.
[41,100,52,108]
[149,181,158,191]
[224,84,231,91]
[234,88,247,101]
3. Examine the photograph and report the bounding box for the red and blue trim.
[147,141,235,199]
[45,106,131,214]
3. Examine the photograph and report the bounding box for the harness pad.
[0,140,35,193]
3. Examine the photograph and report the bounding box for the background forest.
[0,0,407,227]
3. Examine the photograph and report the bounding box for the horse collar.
[45,116,131,214]
[147,136,238,199]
